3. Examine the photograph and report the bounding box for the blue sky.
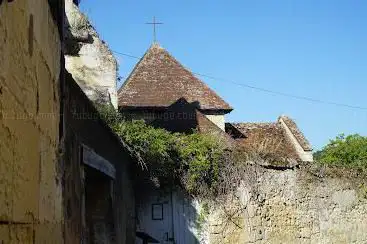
[80,0,367,150]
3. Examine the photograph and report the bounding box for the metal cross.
[146,16,163,43]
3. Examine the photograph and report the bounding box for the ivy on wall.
[96,103,228,197]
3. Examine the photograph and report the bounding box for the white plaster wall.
[135,190,172,243]
[136,187,200,244]
[205,114,225,131]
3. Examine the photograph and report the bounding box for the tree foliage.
[314,134,367,168]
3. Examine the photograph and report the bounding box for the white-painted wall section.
[136,186,200,244]
[204,114,225,131]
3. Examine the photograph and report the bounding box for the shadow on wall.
[150,98,201,133]
[135,178,200,244]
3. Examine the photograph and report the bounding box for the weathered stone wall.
[0,0,62,243]
[64,0,118,108]
[205,165,367,244]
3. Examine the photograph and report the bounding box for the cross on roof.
[145,16,163,43]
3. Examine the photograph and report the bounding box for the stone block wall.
[0,0,62,243]
[205,165,367,244]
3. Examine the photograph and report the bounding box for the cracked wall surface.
[205,165,367,244]
[0,0,62,243]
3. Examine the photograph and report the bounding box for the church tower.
[118,43,232,131]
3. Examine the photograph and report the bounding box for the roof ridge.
[231,122,275,125]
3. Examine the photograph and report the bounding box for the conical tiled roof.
[118,43,232,111]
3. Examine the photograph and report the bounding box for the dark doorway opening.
[84,166,115,243]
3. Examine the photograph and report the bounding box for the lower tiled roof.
[226,119,306,164]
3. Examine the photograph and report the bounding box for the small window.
[152,204,163,220]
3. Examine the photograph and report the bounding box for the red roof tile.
[118,43,232,111]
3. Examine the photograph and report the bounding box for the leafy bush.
[96,104,226,197]
[314,134,367,168]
